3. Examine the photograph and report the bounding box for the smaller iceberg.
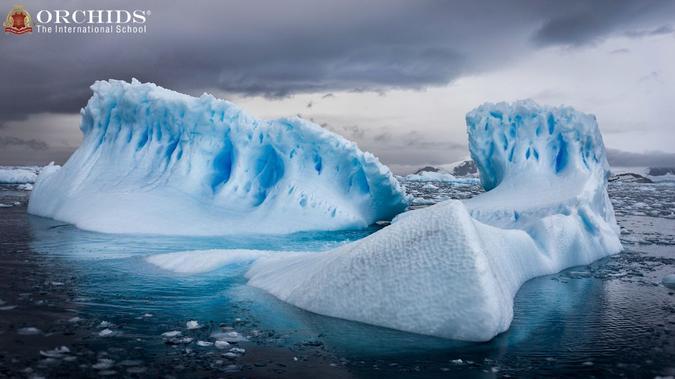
[0,166,41,184]
[28,80,407,235]
[240,100,621,341]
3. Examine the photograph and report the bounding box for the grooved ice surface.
[242,100,622,341]
[28,79,407,235]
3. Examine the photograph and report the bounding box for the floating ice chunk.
[214,340,231,349]
[405,170,457,182]
[211,330,246,342]
[0,166,39,184]
[28,79,407,235]
[18,183,34,190]
[98,321,113,328]
[98,328,114,337]
[147,250,271,274]
[244,100,622,341]
[196,340,213,347]
[161,330,182,338]
[40,346,70,358]
[186,320,200,330]
[92,359,114,370]
[17,327,41,335]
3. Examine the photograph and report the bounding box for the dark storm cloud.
[625,24,673,38]
[532,0,674,46]
[0,136,48,150]
[2,0,674,126]
[607,149,675,167]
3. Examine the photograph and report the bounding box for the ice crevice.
[149,100,622,342]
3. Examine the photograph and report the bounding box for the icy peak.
[467,100,608,191]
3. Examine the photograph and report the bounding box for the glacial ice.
[149,100,621,341]
[0,166,41,184]
[28,79,407,235]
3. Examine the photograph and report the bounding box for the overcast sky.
[1,0,674,172]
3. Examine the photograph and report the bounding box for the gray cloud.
[0,136,49,150]
[609,48,630,54]
[607,149,675,167]
[625,24,673,38]
[1,0,673,125]
[532,0,673,46]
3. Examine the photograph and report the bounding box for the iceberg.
[28,79,408,235]
[0,166,41,184]
[238,100,621,341]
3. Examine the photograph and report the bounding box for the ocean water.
[0,179,674,378]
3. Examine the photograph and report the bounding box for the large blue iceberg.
[28,79,408,235]
[149,100,622,341]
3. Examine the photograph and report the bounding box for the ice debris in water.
[92,359,114,370]
[161,330,182,338]
[214,341,231,349]
[27,79,408,235]
[211,330,247,342]
[17,327,42,335]
[196,341,213,347]
[186,320,200,329]
[98,329,114,337]
[40,346,70,358]
[240,100,622,341]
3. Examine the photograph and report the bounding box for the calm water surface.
[0,180,673,378]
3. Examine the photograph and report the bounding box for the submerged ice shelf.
[150,100,622,341]
[28,79,407,235]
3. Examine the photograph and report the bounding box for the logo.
[4,4,32,35]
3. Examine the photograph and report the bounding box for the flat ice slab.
[28,80,408,235]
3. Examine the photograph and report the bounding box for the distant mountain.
[414,166,440,174]
[447,160,477,176]
[648,167,675,176]
[608,173,653,183]
[413,160,478,178]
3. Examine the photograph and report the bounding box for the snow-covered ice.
[404,170,480,184]
[146,249,271,274]
[405,170,458,182]
[149,100,621,341]
[17,183,34,191]
[214,340,231,349]
[211,330,246,342]
[186,320,200,329]
[0,166,40,184]
[17,327,41,335]
[161,330,182,338]
[28,79,407,235]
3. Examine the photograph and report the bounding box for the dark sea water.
[0,180,674,378]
